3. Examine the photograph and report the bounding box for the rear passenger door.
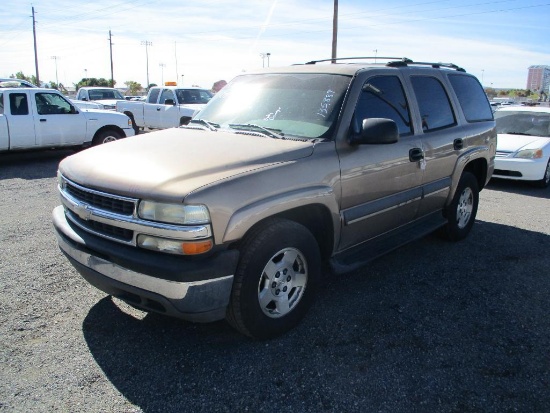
[5,91,36,149]
[408,75,459,217]
[337,74,424,250]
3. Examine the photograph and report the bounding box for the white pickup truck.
[116,86,213,133]
[0,88,135,152]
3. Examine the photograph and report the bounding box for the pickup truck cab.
[0,88,134,151]
[53,58,496,339]
[75,87,126,110]
[116,86,213,133]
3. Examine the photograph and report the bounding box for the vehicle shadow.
[0,149,74,179]
[488,178,550,199]
[82,221,550,412]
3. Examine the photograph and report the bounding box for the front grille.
[495,151,511,158]
[69,211,134,241]
[493,169,522,177]
[65,182,135,215]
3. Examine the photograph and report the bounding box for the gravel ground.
[1,150,549,412]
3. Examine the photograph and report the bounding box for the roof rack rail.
[304,57,410,65]
[386,60,466,72]
[302,57,466,72]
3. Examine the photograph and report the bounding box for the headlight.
[138,201,210,225]
[515,149,543,159]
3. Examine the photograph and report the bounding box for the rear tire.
[440,172,479,241]
[226,218,321,339]
[92,129,122,146]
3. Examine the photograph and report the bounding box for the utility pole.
[331,0,338,63]
[109,30,114,87]
[141,41,152,89]
[51,56,60,87]
[159,63,166,85]
[32,7,40,86]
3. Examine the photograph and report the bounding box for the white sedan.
[493,106,550,188]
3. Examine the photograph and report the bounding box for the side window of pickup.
[9,93,29,116]
[355,76,412,136]
[159,89,174,104]
[35,93,72,115]
[147,88,160,104]
[411,76,456,131]
[0,92,3,114]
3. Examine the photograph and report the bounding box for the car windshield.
[194,73,351,140]
[175,89,213,104]
[89,89,125,100]
[495,110,550,137]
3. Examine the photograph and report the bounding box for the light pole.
[260,53,271,68]
[84,68,87,79]
[481,69,485,85]
[51,56,60,87]
[373,49,378,63]
[141,41,152,88]
[159,63,166,85]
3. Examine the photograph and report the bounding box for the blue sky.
[1,0,549,89]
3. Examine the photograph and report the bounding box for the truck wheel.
[128,115,140,135]
[92,130,122,146]
[440,171,479,241]
[226,218,321,339]
[533,159,550,188]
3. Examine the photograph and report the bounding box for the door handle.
[454,138,464,150]
[156,107,161,111]
[409,148,424,162]
[40,119,47,122]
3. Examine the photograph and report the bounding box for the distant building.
[526,65,550,92]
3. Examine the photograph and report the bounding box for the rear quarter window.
[448,74,493,122]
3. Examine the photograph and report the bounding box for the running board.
[329,211,447,275]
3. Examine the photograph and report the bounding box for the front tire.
[533,159,550,188]
[226,218,321,339]
[92,129,122,146]
[440,172,479,241]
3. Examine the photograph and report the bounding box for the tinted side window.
[355,76,412,135]
[159,89,174,104]
[448,74,493,122]
[411,76,456,131]
[9,93,29,115]
[147,88,160,104]
[0,92,3,114]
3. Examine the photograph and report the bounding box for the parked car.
[75,87,126,110]
[493,106,550,188]
[70,99,105,110]
[116,86,213,134]
[0,78,37,88]
[0,87,134,151]
[53,58,496,339]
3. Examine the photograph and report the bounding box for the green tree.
[124,80,143,95]
[74,77,115,90]
[10,71,38,86]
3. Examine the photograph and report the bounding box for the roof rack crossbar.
[386,60,466,72]
[305,57,410,65]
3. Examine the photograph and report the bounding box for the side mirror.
[349,118,399,145]
[164,99,175,106]
[81,97,88,101]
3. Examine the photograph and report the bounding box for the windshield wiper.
[188,119,219,131]
[228,123,284,139]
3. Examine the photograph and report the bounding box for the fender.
[445,145,490,206]
[223,185,341,249]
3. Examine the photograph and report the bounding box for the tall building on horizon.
[526,65,550,92]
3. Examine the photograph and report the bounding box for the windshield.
[175,89,213,104]
[495,110,550,137]
[195,73,351,140]
[88,89,125,100]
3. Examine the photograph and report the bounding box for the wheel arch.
[92,125,125,140]
[225,203,336,262]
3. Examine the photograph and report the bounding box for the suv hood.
[59,127,315,201]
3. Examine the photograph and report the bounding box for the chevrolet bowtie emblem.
[74,204,92,221]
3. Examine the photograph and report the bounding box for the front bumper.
[53,205,238,322]
[493,156,549,181]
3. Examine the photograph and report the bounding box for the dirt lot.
[1,149,549,412]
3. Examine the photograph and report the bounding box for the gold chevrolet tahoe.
[53,58,496,339]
